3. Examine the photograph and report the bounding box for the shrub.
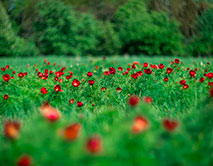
[189,9,213,56]
[113,0,184,55]
[33,0,101,56]
[0,2,39,57]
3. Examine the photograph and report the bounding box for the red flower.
[72,79,81,87]
[132,116,148,134]
[183,84,189,89]
[207,72,213,79]
[163,119,178,132]
[88,80,95,85]
[143,96,152,103]
[189,70,196,77]
[132,64,136,69]
[18,72,24,78]
[166,68,173,74]
[109,67,116,75]
[137,71,143,76]
[174,59,180,64]
[143,63,148,68]
[54,85,62,92]
[118,67,123,71]
[116,87,122,92]
[69,99,75,104]
[200,77,205,83]
[87,72,93,77]
[3,74,10,82]
[16,155,32,166]
[210,88,213,97]
[4,94,9,100]
[40,102,60,122]
[144,69,152,74]
[41,87,47,94]
[62,123,81,141]
[3,121,21,139]
[101,87,106,91]
[209,82,213,86]
[131,73,138,79]
[180,80,186,85]
[128,95,140,107]
[164,77,169,82]
[77,101,83,107]
[86,136,102,153]
[159,64,165,69]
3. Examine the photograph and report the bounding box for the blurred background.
[0,0,212,57]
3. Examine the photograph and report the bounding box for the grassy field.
[0,56,213,166]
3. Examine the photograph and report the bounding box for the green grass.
[0,56,213,166]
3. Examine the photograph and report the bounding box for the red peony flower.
[116,87,122,92]
[41,87,47,94]
[62,123,81,141]
[69,99,75,104]
[159,64,165,69]
[180,80,186,85]
[4,94,9,100]
[88,80,95,85]
[118,67,123,71]
[87,72,93,77]
[166,68,173,74]
[40,102,60,122]
[144,69,152,74]
[18,72,24,78]
[86,136,102,154]
[54,84,62,92]
[183,84,189,89]
[72,79,81,87]
[109,67,116,75]
[132,116,148,134]
[164,77,169,82]
[132,64,136,69]
[210,88,213,97]
[4,121,21,139]
[3,74,10,82]
[128,95,140,107]
[143,63,148,68]
[163,119,178,132]
[16,155,32,166]
[207,72,213,79]
[143,96,153,103]
[189,70,196,77]
[174,59,180,64]
[77,101,83,107]
[101,87,106,91]
[200,77,205,83]
[131,73,138,79]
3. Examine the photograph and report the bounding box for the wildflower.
[3,121,21,139]
[200,77,205,83]
[77,101,83,107]
[4,94,9,100]
[69,99,75,104]
[166,68,173,74]
[62,123,81,141]
[183,84,189,89]
[175,59,180,64]
[144,69,152,74]
[88,80,95,85]
[54,85,62,92]
[128,95,140,107]
[109,67,116,75]
[180,80,186,85]
[143,96,152,103]
[72,79,81,87]
[86,136,102,154]
[101,87,106,91]
[159,64,165,69]
[18,72,25,78]
[164,77,169,82]
[87,72,93,77]
[3,74,10,82]
[163,119,178,132]
[40,102,60,122]
[132,116,148,134]
[16,155,32,166]
[116,87,122,92]
[189,70,196,77]
[41,87,47,94]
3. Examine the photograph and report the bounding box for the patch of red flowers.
[128,95,140,107]
[163,119,178,132]
[164,77,169,82]
[144,68,152,74]
[189,70,196,78]
[3,121,21,139]
[77,101,83,107]
[109,67,116,75]
[54,85,63,92]
[166,68,173,74]
[159,64,165,69]
[132,116,148,134]
[18,72,25,78]
[16,155,32,166]
[175,59,180,64]
[183,84,189,89]
[89,80,95,85]
[87,72,93,77]
[86,136,102,154]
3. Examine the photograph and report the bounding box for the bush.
[33,0,101,56]
[113,0,184,55]
[0,2,39,57]
[189,9,213,56]
[95,21,121,55]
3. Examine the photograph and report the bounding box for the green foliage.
[32,0,100,56]
[189,9,213,56]
[114,0,184,55]
[0,2,39,57]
